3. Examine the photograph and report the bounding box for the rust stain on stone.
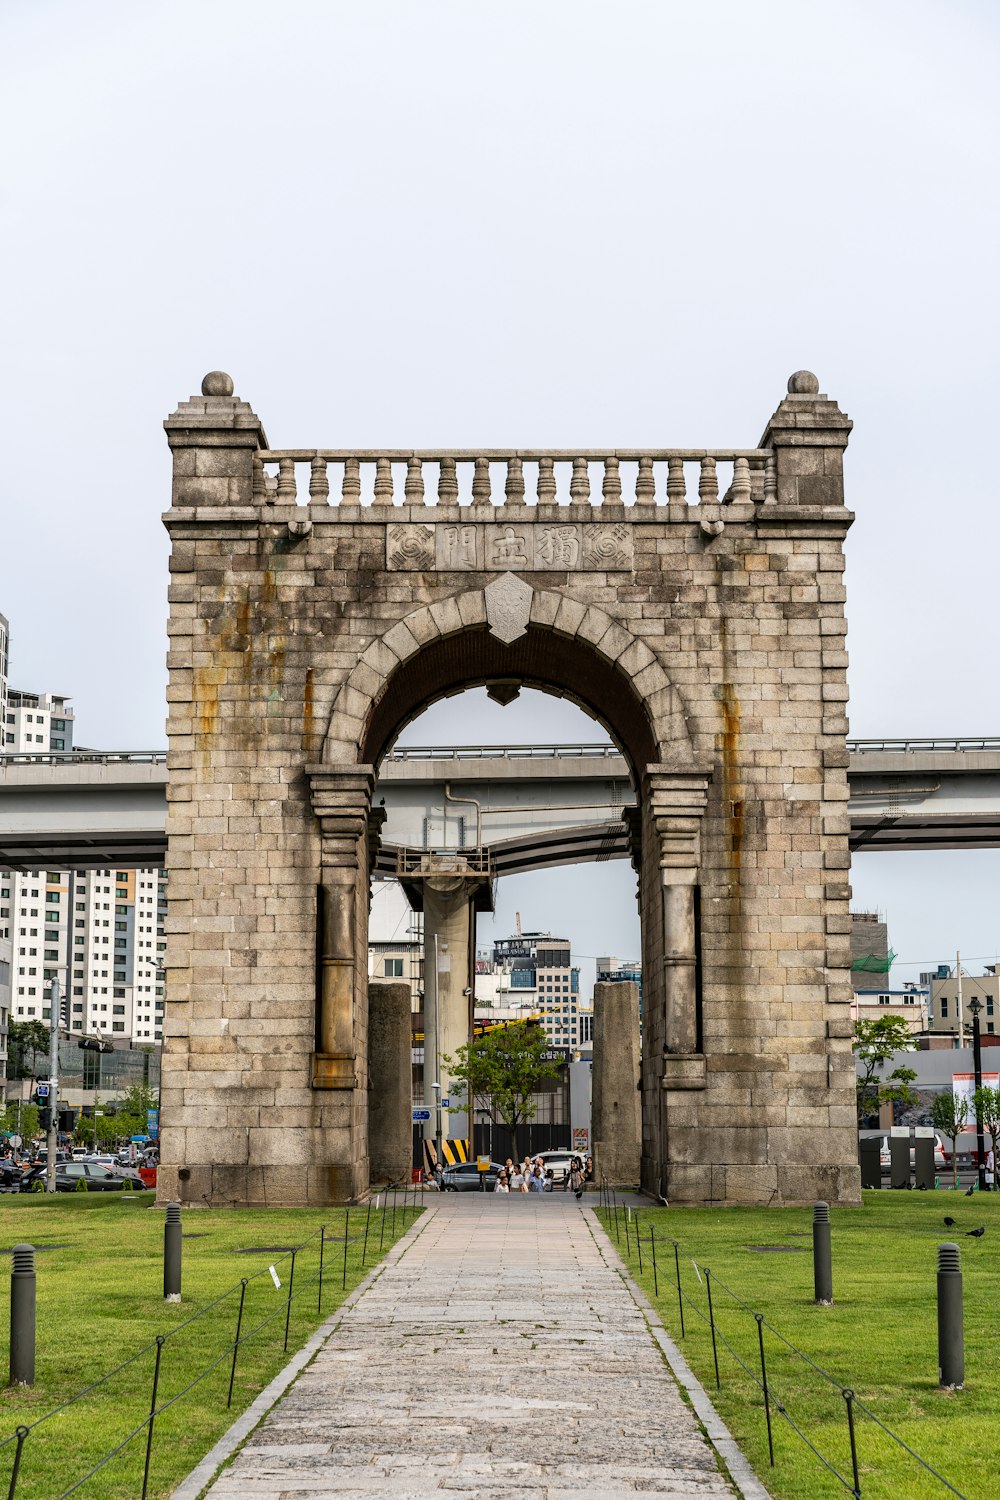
[303,665,316,755]
[193,668,218,748]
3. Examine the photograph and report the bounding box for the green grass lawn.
[598,1191,999,1500]
[0,1188,422,1499]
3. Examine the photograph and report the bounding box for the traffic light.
[37,1107,52,1131]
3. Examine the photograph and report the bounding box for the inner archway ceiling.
[361,624,657,784]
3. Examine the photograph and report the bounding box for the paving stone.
[201,1199,746,1499]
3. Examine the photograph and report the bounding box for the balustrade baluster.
[698,456,718,506]
[570,456,590,503]
[666,455,686,506]
[309,455,330,503]
[730,456,751,504]
[342,457,361,505]
[438,457,459,505]
[277,458,297,503]
[373,457,394,507]
[602,456,622,505]
[763,452,777,504]
[505,456,526,505]
[635,455,655,507]
[252,456,268,503]
[537,457,556,503]
[472,456,491,508]
[405,457,425,505]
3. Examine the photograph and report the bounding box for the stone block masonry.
[159,366,861,1207]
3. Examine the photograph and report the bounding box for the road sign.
[9,1135,21,1150]
[412,1109,431,1122]
[440,1098,450,1108]
[35,1083,49,1099]
[477,1155,491,1173]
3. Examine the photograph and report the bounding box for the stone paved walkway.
[202,1197,749,1498]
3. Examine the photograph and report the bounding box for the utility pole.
[45,977,60,1194]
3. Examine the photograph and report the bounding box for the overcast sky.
[2,2,999,989]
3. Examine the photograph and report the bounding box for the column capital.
[643,765,711,883]
[307,765,376,862]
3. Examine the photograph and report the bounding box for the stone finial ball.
[201,371,235,397]
[787,370,820,395]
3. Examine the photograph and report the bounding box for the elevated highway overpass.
[3,738,1000,872]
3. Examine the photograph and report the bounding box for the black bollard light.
[164,1202,182,1303]
[9,1245,36,1386]
[812,1201,833,1305]
[937,1243,964,1389]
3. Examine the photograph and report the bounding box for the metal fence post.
[623,1203,632,1258]
[140,1336,165,1500]
[843,1388,861,1498]
[283,1250,297,1352]
[378,1193,387,1255]
[318,1227,325,1315]
[163,1203,182,1303]
[813,1201,833,1305]
[673,1242,685,1338]
[342,1207,350,1290]
[650,1228,658,1297]
[635,1213,643,1273]
[9,1246,36,1387]
[705,1269,720,1390]
[227,1279,248,1409]
[6,1426,29,1500]
[755,1314,775,1466]
[361,1199,372,1267]
[937,1242,964,1388]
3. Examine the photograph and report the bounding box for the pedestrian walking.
[569,1160,585,1200]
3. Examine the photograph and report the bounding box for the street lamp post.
[969,997,987,1192]
[45,977,61,1194]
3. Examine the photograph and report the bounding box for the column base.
[311,1051,357,1089]
[661,1053,706,1089]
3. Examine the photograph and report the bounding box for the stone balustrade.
[253,448,777,509]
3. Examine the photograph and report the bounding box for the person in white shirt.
[510,1168,525,1192]
[494,1171,510,1194]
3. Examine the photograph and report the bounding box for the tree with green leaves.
[930,1090,969,1191]
[853,1016,918,1126]
[443,1021,561,1161]
[1,1102,39,1143]
[972,1085,1000,1190]
[113,1082,159,1143]
[7,1021,50,1080]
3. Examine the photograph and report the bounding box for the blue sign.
[440,1098,450,1108]
[146,1109,159,1139]
[412,1109,431,1122]
[35,1083,49,1099]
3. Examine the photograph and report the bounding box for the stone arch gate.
[159,369,861,1208]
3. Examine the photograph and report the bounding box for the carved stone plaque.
[386,522,633,571]
[485,572,533,643]
[387,523,434,570]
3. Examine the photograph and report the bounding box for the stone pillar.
[368,981,413,1185]
[421,871,482,1145]
[759,370,853,509]
[592,980,641,1186]
[307,768,376,1093]
[647,768,711,1087]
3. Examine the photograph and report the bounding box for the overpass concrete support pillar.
[420,867,486,1149]
[368,981,413,1185]
[593,980,641,1186]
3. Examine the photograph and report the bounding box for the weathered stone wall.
[159,368,860,1207]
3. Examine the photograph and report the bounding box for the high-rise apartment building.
[0,612,9,730]
[0,661,165,1044]
[0,866,167,1042]
[4,688,75,753]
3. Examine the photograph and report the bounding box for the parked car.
[30,1162,133,1193]
[533,1150,578,1184]
[440,1161,505,1192]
